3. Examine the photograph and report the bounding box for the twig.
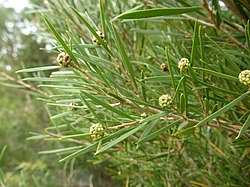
[171,105,187,121]
[202,0,217,27]
[165,113,247,136]
[70,63,108,92]
[107,120,141,130]
[45,130,84,145]
[0,72,50,97]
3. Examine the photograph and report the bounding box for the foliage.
[1,0,250,186]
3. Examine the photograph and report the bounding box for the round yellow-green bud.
[159,94,172,108]
[68,102,79,111]
[92,31,105,45]
[57,52,72,67]
[89,123,105,140]
[178,58,190,70]
[238,70,250,85]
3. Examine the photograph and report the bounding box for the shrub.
[4,0,250,186]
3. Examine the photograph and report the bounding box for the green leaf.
[16,66,61,73]
[22,77,67,82]
[137,119,158,145]
[137,119,182,144]
[166,48,176,90]
[0,82,24,88]
[81,91,135,120]
[173,76,185,101]
[206,34,241,72]
[95,123,145,155]
[232,139,250,148]
[140,70,147,102]
[180,93,186,114]
[198,80,240,95]
[140,111,168,124]
[60,127,130,162]
[182,74,188,112]
[60,143,98,162]
[50,111,72,120]
[79,94,103,124]
[110,23,137,89]
[42,15,78,64]
[189,67,198,85]
[212,0,223,27]
[173,91,250,136]
[0,145,7,163]
[116,6,202,19]
[199,25,205,63]
[39,146,83,154]
[236,113,250,139]
[99,0,107,37]
[246,20,250,56]
[190,20,198,67]
[60,133,90,139]
[194,91,250,127]
[193,67,239,81]
[70,6,114,57]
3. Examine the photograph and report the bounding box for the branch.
[0,72,50,97]
[107,120,141,130]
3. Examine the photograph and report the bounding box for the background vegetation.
[0,0,250,186]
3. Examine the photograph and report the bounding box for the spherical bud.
[178,58,190,70]
[159,94,172,108]
[92,31,105,45]
[57,52,72,67]
[238,70,250,85]
[160,63,168,72]
[68,102,79,111]
[89,123,105,140]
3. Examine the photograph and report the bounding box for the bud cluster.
[92,31,105,45]
[159,94,172,108]
[68,102,79,111]
[89,123,105,140]
[160,63,168,72]
[178,58,190,70]
[238,70,250,85]
[57,52,72,67]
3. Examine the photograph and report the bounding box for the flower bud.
[238,70,250,85]
[57,52,72,67]
[159,94,172,108]
[92,31,105,45]
[178,58,190,70]
[160,63,168,72]
[68,102,79,111]
[89,123,105,140]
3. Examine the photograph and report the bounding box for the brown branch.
[70,63,108,92]
[107,120,141,130]
[45,130,84,145]
[202,0,217,27]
